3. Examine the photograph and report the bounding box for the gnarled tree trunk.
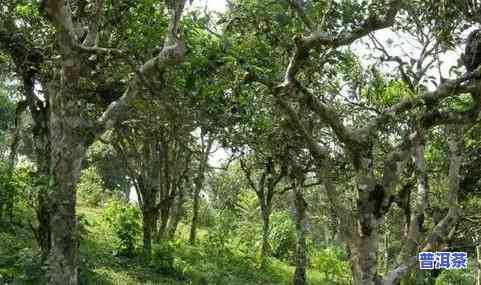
[189,185,201,244]
[142,206,158,261]
[168,187,186,239]
[46,64,87,283]
[189,130,212,244]
[293,184,308,285]
[157,202,172,240]
[259,195,272,268]
[349,168,383,285]
[134,176,160,261]
[476,237,481,285]
[44,17,87,281]
[30,91,52,261]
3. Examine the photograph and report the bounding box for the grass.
[1,202,475,285]
[0,202,337,284]
[78,205,185,284]
[77,203,330,285]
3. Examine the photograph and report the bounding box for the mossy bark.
[293,186,307,285]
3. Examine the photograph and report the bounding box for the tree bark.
[350,170,383,285]
[34,130,52,261]
[189,186,201,244]
[189,132,212,244]
[46,79,87,284]
[37,0,187,282]
[383,230,389,274]
[142,207,157,261]
[45,21,89,282]
[32,109,52,261]
[25,78,53,262]
[13,37,52,261]
[352,229,381,285]
[167,188,186,239]
[401,143,428,263]
[135,176,159,261]
[158,203,171,240]
[260,200,271,268]
[293,185,308,285]
[383,126,465,284]
[37,191,52,261]
[476,236,481,285]
[239,157,286,268]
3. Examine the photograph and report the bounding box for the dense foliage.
[1,0,481,284]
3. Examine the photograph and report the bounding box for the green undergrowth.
[77,203,331,285]
[0,214,44,284]
[0,202,347,285]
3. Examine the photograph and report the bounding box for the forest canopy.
[1,0,481,284]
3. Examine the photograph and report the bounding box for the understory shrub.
[150,241,176,274]
[309,246,351,284]
[77,166,107,206]
[270,211,296,262]
[0,231,43,284]
[103,199,140,257]
[435,269,475,285]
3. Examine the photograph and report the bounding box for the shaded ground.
[77,205,327,285]
[0,204,331,285]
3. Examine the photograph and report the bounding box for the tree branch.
[384,126,465,284]
[362,69,481,134]
[300,86,357,147]
[287,0,313,31]
[40,0,78,44]
[94,0,187,137]
[280,0,402,87]
[274,94,331,162]
[239,157,259,193]
[82,0,104,47]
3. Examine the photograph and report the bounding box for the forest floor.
[78,204,323,285]
[0,203,327,284]
[77,205,326,285]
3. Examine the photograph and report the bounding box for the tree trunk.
[189,186,201,244]
[157,204,171,240]
[46,29,87,283]
[189,131,212,244]
[167,189,186,239]
[383,127,465,285]
[47,110,86,284]
[142,208,157,261]
[351,231,380,285]
[47,137,85,284]
[350,172,382,285]
[34,130,52,261]
[349,246,362,285]
[293,187,308,285]
[402,145,428,262]
[23,70,53,261]
[350,234,382,285]
[383,230,389,274]
[0,20,53,259]
[38,189,52,261]
[260,203,271,268]
[35,0,188,282]
[477,237,481,285]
